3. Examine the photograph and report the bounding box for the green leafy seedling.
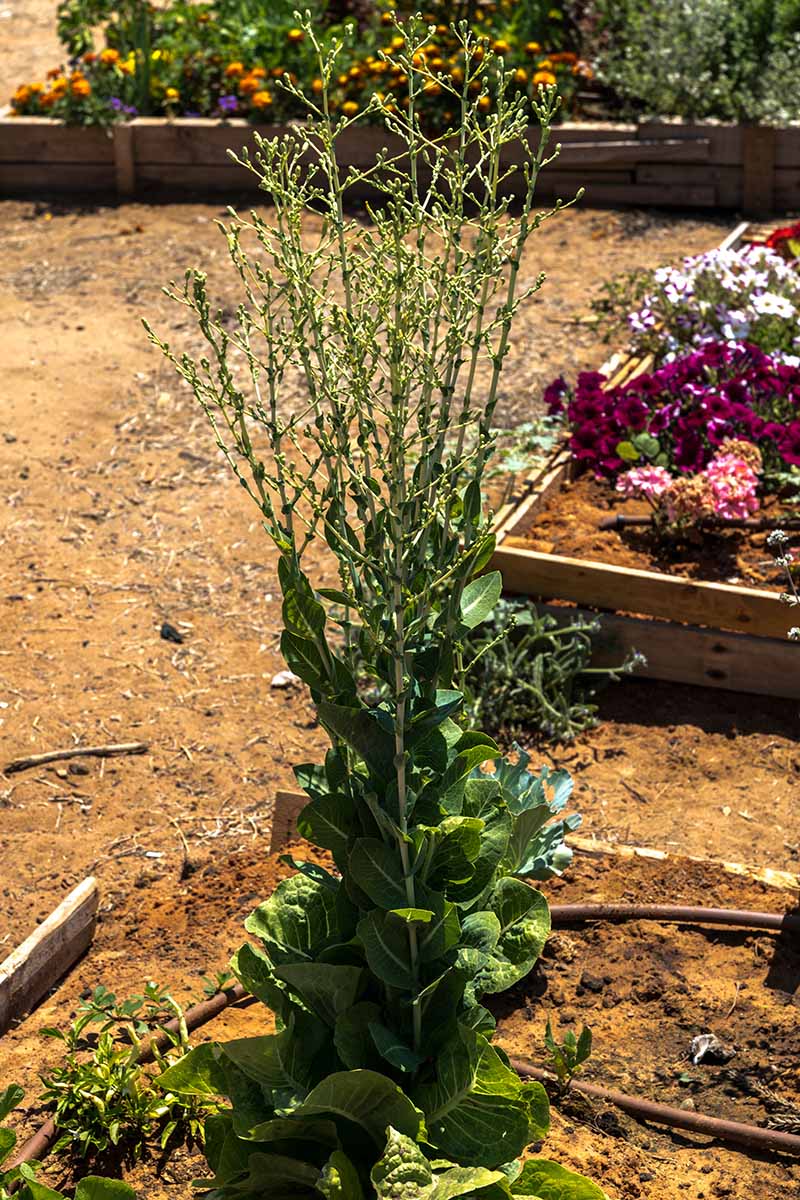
[544,1019,593,1089]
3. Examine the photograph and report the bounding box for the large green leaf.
[460,572,502,630]
[431,1167,510,1200]
[274,963,364,1027]
[427,817,484,888]
[245,875,341,964]
[447,805,512,907]
[73,1182,138,1200]
[357,911,415,990]
[413,1029,541,1169]
[218,1149,322,1197]
[369,1022,424,1074]
[157,1042,229,1098]
[297,794,356,861]
[472,879,550,998]
[316,1150,365,1199]
[280,631,326,691]
[511,1160,607,1198]
[317,701,395,780]
[349,839,408,910]
[220,1022,325,1108]
[230,943,296,1019]
[334,1002,385,1071]
[291,1071,423,1146]
[371,1127,431,1198]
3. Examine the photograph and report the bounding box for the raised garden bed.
[1,116,800,210]
[488,220,800,700]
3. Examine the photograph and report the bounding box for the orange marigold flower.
[71,77,91,97]
[477,94,492,110]
[380,11,393,24]
[342,99,359,116]
[225,61,245,77]
[40,91,57,108]
[12,84,31,106]
[251,89,273,108]
[50,76,68,95]
[83,52,96,64]
[29,81,44,93]
[492,39,510,54]
[348,64,362,78]
[550,51,577,64]
[513,67,528,83]
[239,74,261,95]
[537,58,554,70]
[525,41,541,53]
[286,27,304,43]
[119,60,133,74]
[337,73,348,85]
[450,65,464,83]
[47,67,62,79]
[311,77,323,93]
[99,48,120,66]
[533,69,556,86]
[251,66,266,78]
[423,80,442,95]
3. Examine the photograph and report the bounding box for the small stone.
[679,1098,697,1111]
[580,970,605,993]
[271,669,302,689]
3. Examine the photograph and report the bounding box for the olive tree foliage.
[149,15,602,1200]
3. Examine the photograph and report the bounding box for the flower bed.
[490,220,800,700]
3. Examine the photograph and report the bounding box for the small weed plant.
[150,15,604,1198]
[40,983,211,1162]
[543,1021,592,1091]
[0,1084,134,1200]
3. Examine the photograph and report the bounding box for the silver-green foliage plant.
[150,15,602,1199]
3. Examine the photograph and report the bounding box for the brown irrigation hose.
[7,904,800,1177]
[7,985,255,1176]
[550,903,800,933]
[598,513,800,532]
[509,1060,800,1158]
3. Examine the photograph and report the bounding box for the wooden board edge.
[0,877,98,1034]
[268,790,798,894]
[568,835,799,895]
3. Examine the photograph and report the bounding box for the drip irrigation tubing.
[549,903,800,933]
[509,1060,800,1157]
[598,513,800,532]
[7,903,800,1179]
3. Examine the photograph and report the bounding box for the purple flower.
[109,97,123,111]
[218,94,238,114]
[543,375,568,415]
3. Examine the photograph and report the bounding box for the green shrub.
[148,19,603,1199]
[591,0,800,122]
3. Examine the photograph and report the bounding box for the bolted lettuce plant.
[150,15,602,1200]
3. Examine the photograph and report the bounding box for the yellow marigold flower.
[533,69,556,86]
[71,77,91,97]
[337,72,349,85]
[423,80,442,95]
[380,11,393,24]
[513,67,528,83]
[348,64,362,78]
[436,24,448,34]
[537,58,553,70]
[472,45,485,61]
[492,39,510,54]
[165,86,180,101]
[251,89,273,108]
[12,84,31,105]
[450,65,464,83]
[29,81,44,93]
[311,77,323,93]
[391,34,405,48]
[477,94,492,110]
[342,99,359,116]
[119,59,133,75]
[51,76,68,95]
[225,61,245,77]
[525,41,541,53]
[371,60,388,74]
[100,48,120,66]
[430,56,444,69]
[286,27,304,43]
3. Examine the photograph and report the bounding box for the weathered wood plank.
[492,541,789,639]
[743,124,776,216]
[0,119,112,163]
[774,127,800,168]
[0,163,116,192]
[636,121,743,165]
[541,603,800,699]
[269,790,308,854]
[0,878,98,1034]
[774,168,800,211]
[636,162,741,207]
[496,452,572,542]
